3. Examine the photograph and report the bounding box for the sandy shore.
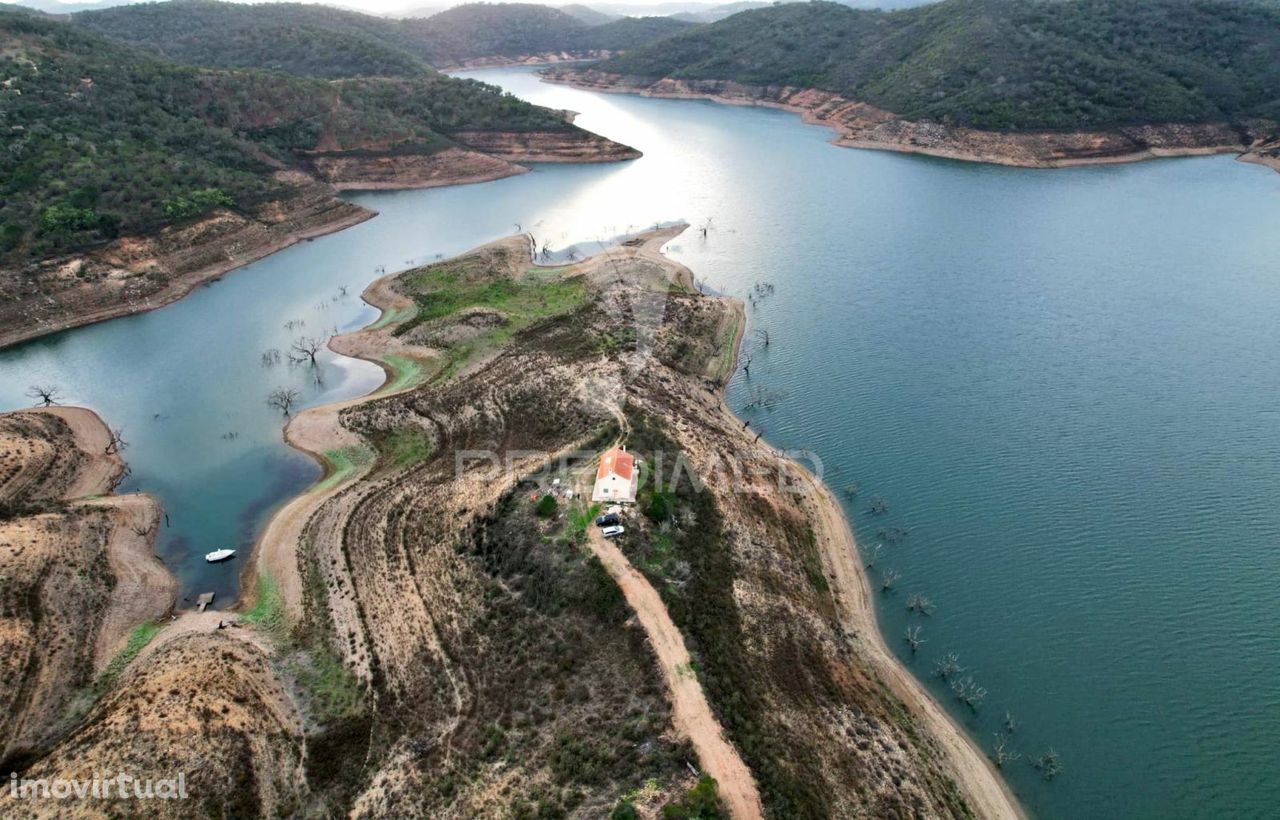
[703,392,1025,818]
[248,262,431,619]
[24,407,178,671]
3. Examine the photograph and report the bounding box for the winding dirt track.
[586,528,764,820]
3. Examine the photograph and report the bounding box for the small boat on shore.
[204,548,236,563]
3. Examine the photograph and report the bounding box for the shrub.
[535,494,558,518]
[662,776,723,819]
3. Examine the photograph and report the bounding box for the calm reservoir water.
[2,67,1278,818]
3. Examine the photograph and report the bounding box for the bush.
[611,800,639,820]
[662,776,723,819]
[535,494,558,518]
[161,187,235,220]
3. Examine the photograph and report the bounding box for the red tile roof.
[596,447,635,481]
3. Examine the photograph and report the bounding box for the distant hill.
[403,2,589,64]
[574,14,694,50]
[9,0,133,12]
[75,0,431,78]
[670,1,769,24]
[559,2,620,24]
[0,10,581,262]
[598,0,1280,131]
[75,1,691,72]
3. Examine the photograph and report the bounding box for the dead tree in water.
[105,427,127,455]
[906,593,934,616]
[1003,711,1018,734]
[741,353,752,377]
[26,384,62,406]
[742,385,782,410]
[904,625,924,654]
[863,542,882,569]
[290,336,325,365]
[754,328,770,348]
[867,496,890,515]
[932,652,963,681]
[992,735,1020,769]
[952,675,987,711]
[842,482,859,498]
[880,568,901,591]
[267,388,301,416]
[1032,749,1062,781]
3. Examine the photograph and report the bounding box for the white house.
[591,446,638,503]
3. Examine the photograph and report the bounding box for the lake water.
[2,66,1278,818]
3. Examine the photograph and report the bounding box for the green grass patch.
[97,621,164,691]
[374,426,433,469]
[243,572,289,642]
[369,303,416,331]
[313,445,374,493]
[562,502,601,545]
[287,645,365,722]
[379,354,430,394]
[396,262,588,347]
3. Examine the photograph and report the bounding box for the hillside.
[559,1,620,24]
[0,10,638,347]
[595,0,1280,131]
[76,1,433,79]
[76,1,696,72]
[0,407,174,772]
[404,1,589,65]
[576,14,694,51]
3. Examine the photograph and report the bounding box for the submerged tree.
[267,387,301,416]
[952,675,988,711]
[26,384,62,406]
[1033,749,1063,781]
[105,427,127,455]
[906,593,935,616]
[932,652,963,681]
[904,625,925,654]
[880,568,901,591]
[992,734,1020,769]
[290,336,325,365]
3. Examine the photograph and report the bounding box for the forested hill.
[74,0,695,75]
[402,3,694,65]
[596,0,1280,131]
[403,2,596,65]
[0,10,575,263]
[75,1,435,78]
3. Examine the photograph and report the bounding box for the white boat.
[204,548,236,563]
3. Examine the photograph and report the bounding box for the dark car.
[595,513,621,527]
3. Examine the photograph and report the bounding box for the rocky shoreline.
[542,68,1280,173]
[0,130,639,352]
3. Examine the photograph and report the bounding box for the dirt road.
[586,528,764,819]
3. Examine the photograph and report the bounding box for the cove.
[1,66,1278,819]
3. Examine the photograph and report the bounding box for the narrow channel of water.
[2,66,1277,818]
